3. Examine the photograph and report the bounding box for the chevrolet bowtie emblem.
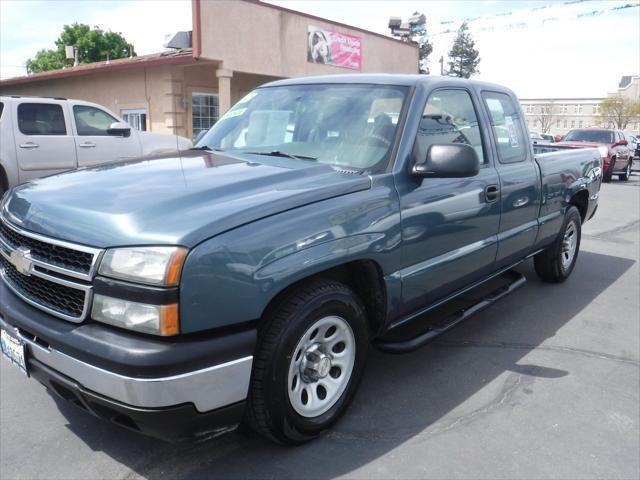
[9,247,32,276]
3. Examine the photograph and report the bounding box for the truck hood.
[2,151,371,248]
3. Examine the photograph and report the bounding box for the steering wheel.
[363,134,391,149]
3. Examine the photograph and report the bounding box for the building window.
[192,92,219,140]
[556,119,561,128]
[122,109,147,131]
[563,119,568,128]
[571,120,575,128]
[533,120,538,128]
[594,104,600,114]
[577,105,582,114]
[561,104,567,114]
[578,120,583,128]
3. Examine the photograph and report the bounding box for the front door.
[71,104,140,167]
[396,88,501,315]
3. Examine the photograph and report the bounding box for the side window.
[482,91,527,163]
[17,103,67,135]
[73,105,118,136]
[0,102,4,119]
[413,89,485,164]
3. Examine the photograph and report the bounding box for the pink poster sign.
[307,25,362,70]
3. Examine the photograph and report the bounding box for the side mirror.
[194,130,207,144]
[413,143,480,178]
[107,121,131,137]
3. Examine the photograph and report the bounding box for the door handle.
[78,142,96,148]
[485,185,500,203]
[19,142,39,149]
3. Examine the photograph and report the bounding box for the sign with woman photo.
[307,25,362,70]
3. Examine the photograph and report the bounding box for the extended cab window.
[18,103,67,135]
[73,105,118,136]
[413,89,485,164]
[197,84,408,173]
[482,92,526,163]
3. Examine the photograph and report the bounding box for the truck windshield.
[564,130,613,143]
[197,84,409,172]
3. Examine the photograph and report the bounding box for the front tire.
[534,206,582,283]
[245,279,369,444]
[619,161,632,181]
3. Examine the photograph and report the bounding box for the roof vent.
[164,31,192,50]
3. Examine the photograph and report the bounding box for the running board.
[375,270,527,354]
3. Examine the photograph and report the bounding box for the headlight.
[598,146,609,158]
[98,246,187,286]
[91,294,179,336]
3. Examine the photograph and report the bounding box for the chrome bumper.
[3,321,253,413]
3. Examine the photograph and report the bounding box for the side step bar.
[375,270,527,354]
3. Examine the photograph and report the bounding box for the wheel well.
[570,190,589,221]
[0,165,8,194]
[261,260,387,336]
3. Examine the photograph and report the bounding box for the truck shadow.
[51,249,635,479]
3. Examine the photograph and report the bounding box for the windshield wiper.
[189,145,225,152]
[243,150,317,161]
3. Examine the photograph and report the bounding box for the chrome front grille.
[0,216,102,322]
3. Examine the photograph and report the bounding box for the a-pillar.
[216,67,233,115]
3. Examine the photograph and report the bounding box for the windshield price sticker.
[219,107,246,121]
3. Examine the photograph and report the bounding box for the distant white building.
[520,76,640,136]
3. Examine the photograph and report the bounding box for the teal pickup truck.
[0,75,602,444]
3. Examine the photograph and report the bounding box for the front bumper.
[1,281,256,441]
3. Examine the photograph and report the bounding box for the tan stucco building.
[0,0,418,140]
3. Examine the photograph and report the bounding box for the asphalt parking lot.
[1,174,639,480]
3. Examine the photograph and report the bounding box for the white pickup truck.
[0,96,192,195]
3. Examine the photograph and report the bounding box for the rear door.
[13,100,77,182]
[70,103,141,167]
[481,91,540,268]
[397,87,501,314]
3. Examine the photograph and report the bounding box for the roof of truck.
[262,74,512,92]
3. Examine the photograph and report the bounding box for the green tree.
[410,12,433,74]
[597,95,640,130]
[27,23,135,73]
[447,22,480,78]
[418,36,433,75]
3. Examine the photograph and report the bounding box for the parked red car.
[556,128,633,182]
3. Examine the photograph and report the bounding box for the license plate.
[1,329,28,376]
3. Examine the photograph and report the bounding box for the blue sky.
[1,0,638,98]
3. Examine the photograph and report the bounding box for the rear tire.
[619,161,632,181]
[534,206,582,283]
[245,279,369,444]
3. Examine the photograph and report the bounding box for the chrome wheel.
[561,220,578,269]
[287,316,356,418]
